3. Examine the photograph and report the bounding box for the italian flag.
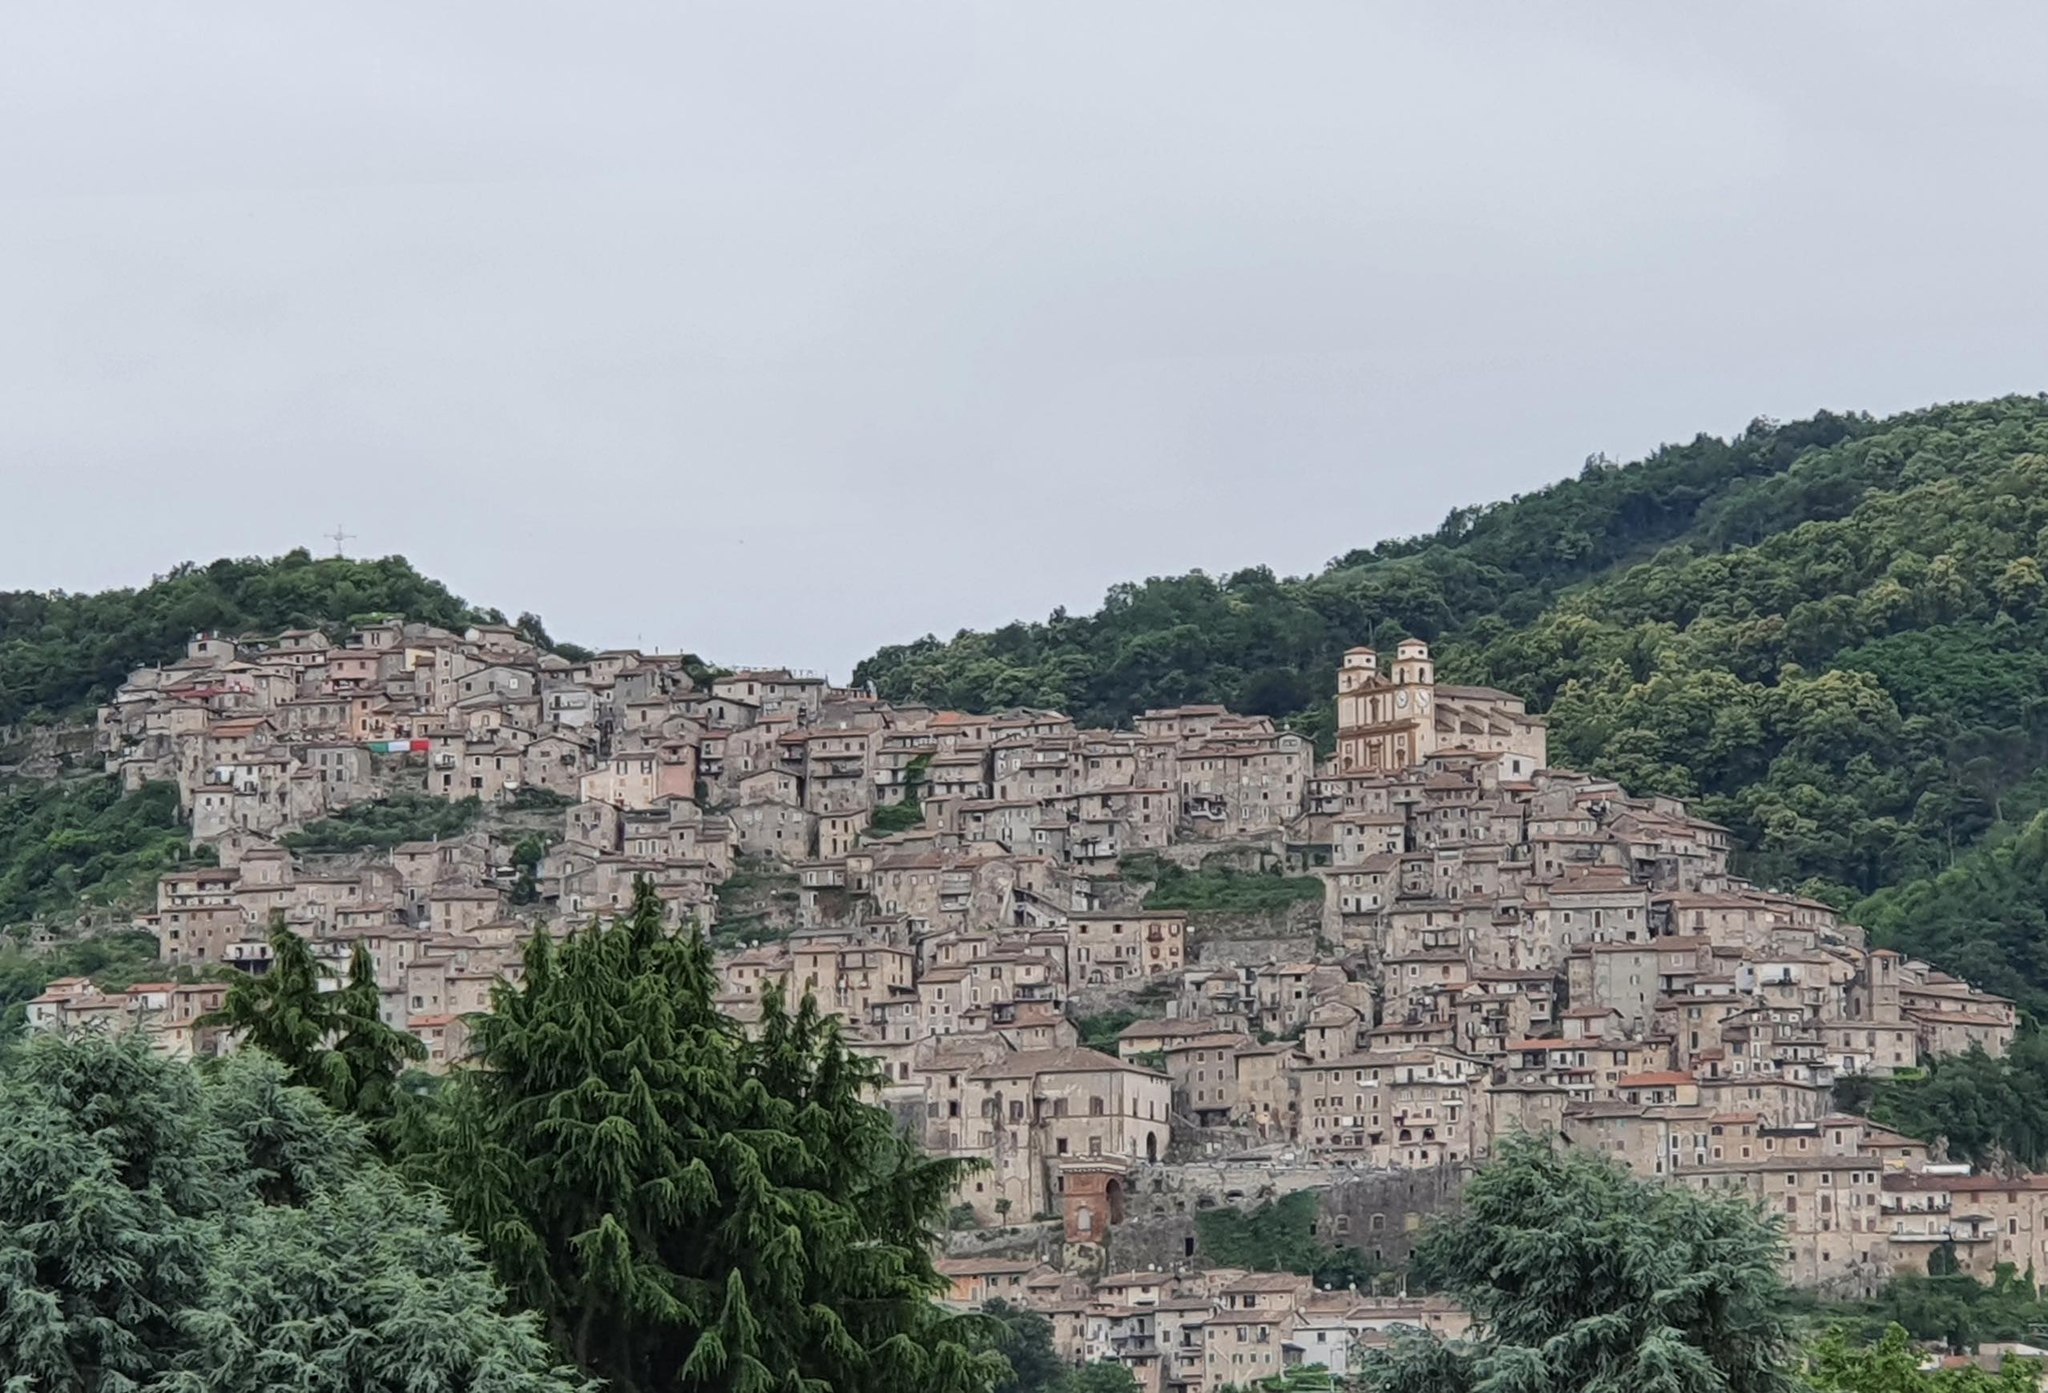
[367,738,431,754]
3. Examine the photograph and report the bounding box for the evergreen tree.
[413,878,1001,1393]
[331,939,429,1124]
[0,1030,220,1382]
[0,1032,582,1392]
[984,1299,1064,1393]
[200,913,332,1075]
[155,1168,589,1392]
[200,917,425,1135]
[1359,1133,1799,1393]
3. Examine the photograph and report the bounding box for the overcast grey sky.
[5,3,2046,677]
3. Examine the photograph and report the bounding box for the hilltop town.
[32,615,2038,1391]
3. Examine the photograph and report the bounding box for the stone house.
[1158,1032,1251,1127]
[816,810,863,860]
[959,1048,1171,1224]
[731,801,815,859]
[1063,912,1188,984]
[580,747,697,810]
[520,732,591,798]
[737,768,801,806]
[712,669,825,721]
[426,886,502,936]
[1206,1274,1312,1389]
[1177,733,1310,838]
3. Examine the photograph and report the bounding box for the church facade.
[1334,639,1547,776]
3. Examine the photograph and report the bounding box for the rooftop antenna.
[324,525,356,558]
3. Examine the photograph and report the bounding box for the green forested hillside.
[858,397,2048,907]
[0,550,565,723]
[855,408,1877,724]
[0,778,201,927]
[1465,401,2048,899]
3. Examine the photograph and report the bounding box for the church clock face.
[1395,691,1409,710]
[1418,692,1430,711]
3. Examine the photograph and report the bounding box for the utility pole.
[324,525,356,558]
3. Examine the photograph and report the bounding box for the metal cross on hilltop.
[325,525,356,557]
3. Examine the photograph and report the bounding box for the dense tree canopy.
[1064,1366,1140,1393]
[1856,1034,2048,1173]
[1857,806,2048,1020]
[1832,805,2048,1162]
[1822,1264,2048,1359]
[0,1032,583,1392]
[1471,405,2048,900]
[0,777,210,1027]
[858,410,1875,730]
[1359,1133,1799,1393]
[411,878,1001,1393]
[1807,1324,2039,1391]
[0,777,201,929]
[0,897,1022,1393]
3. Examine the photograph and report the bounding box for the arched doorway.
[1146,1131,1159,1163]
